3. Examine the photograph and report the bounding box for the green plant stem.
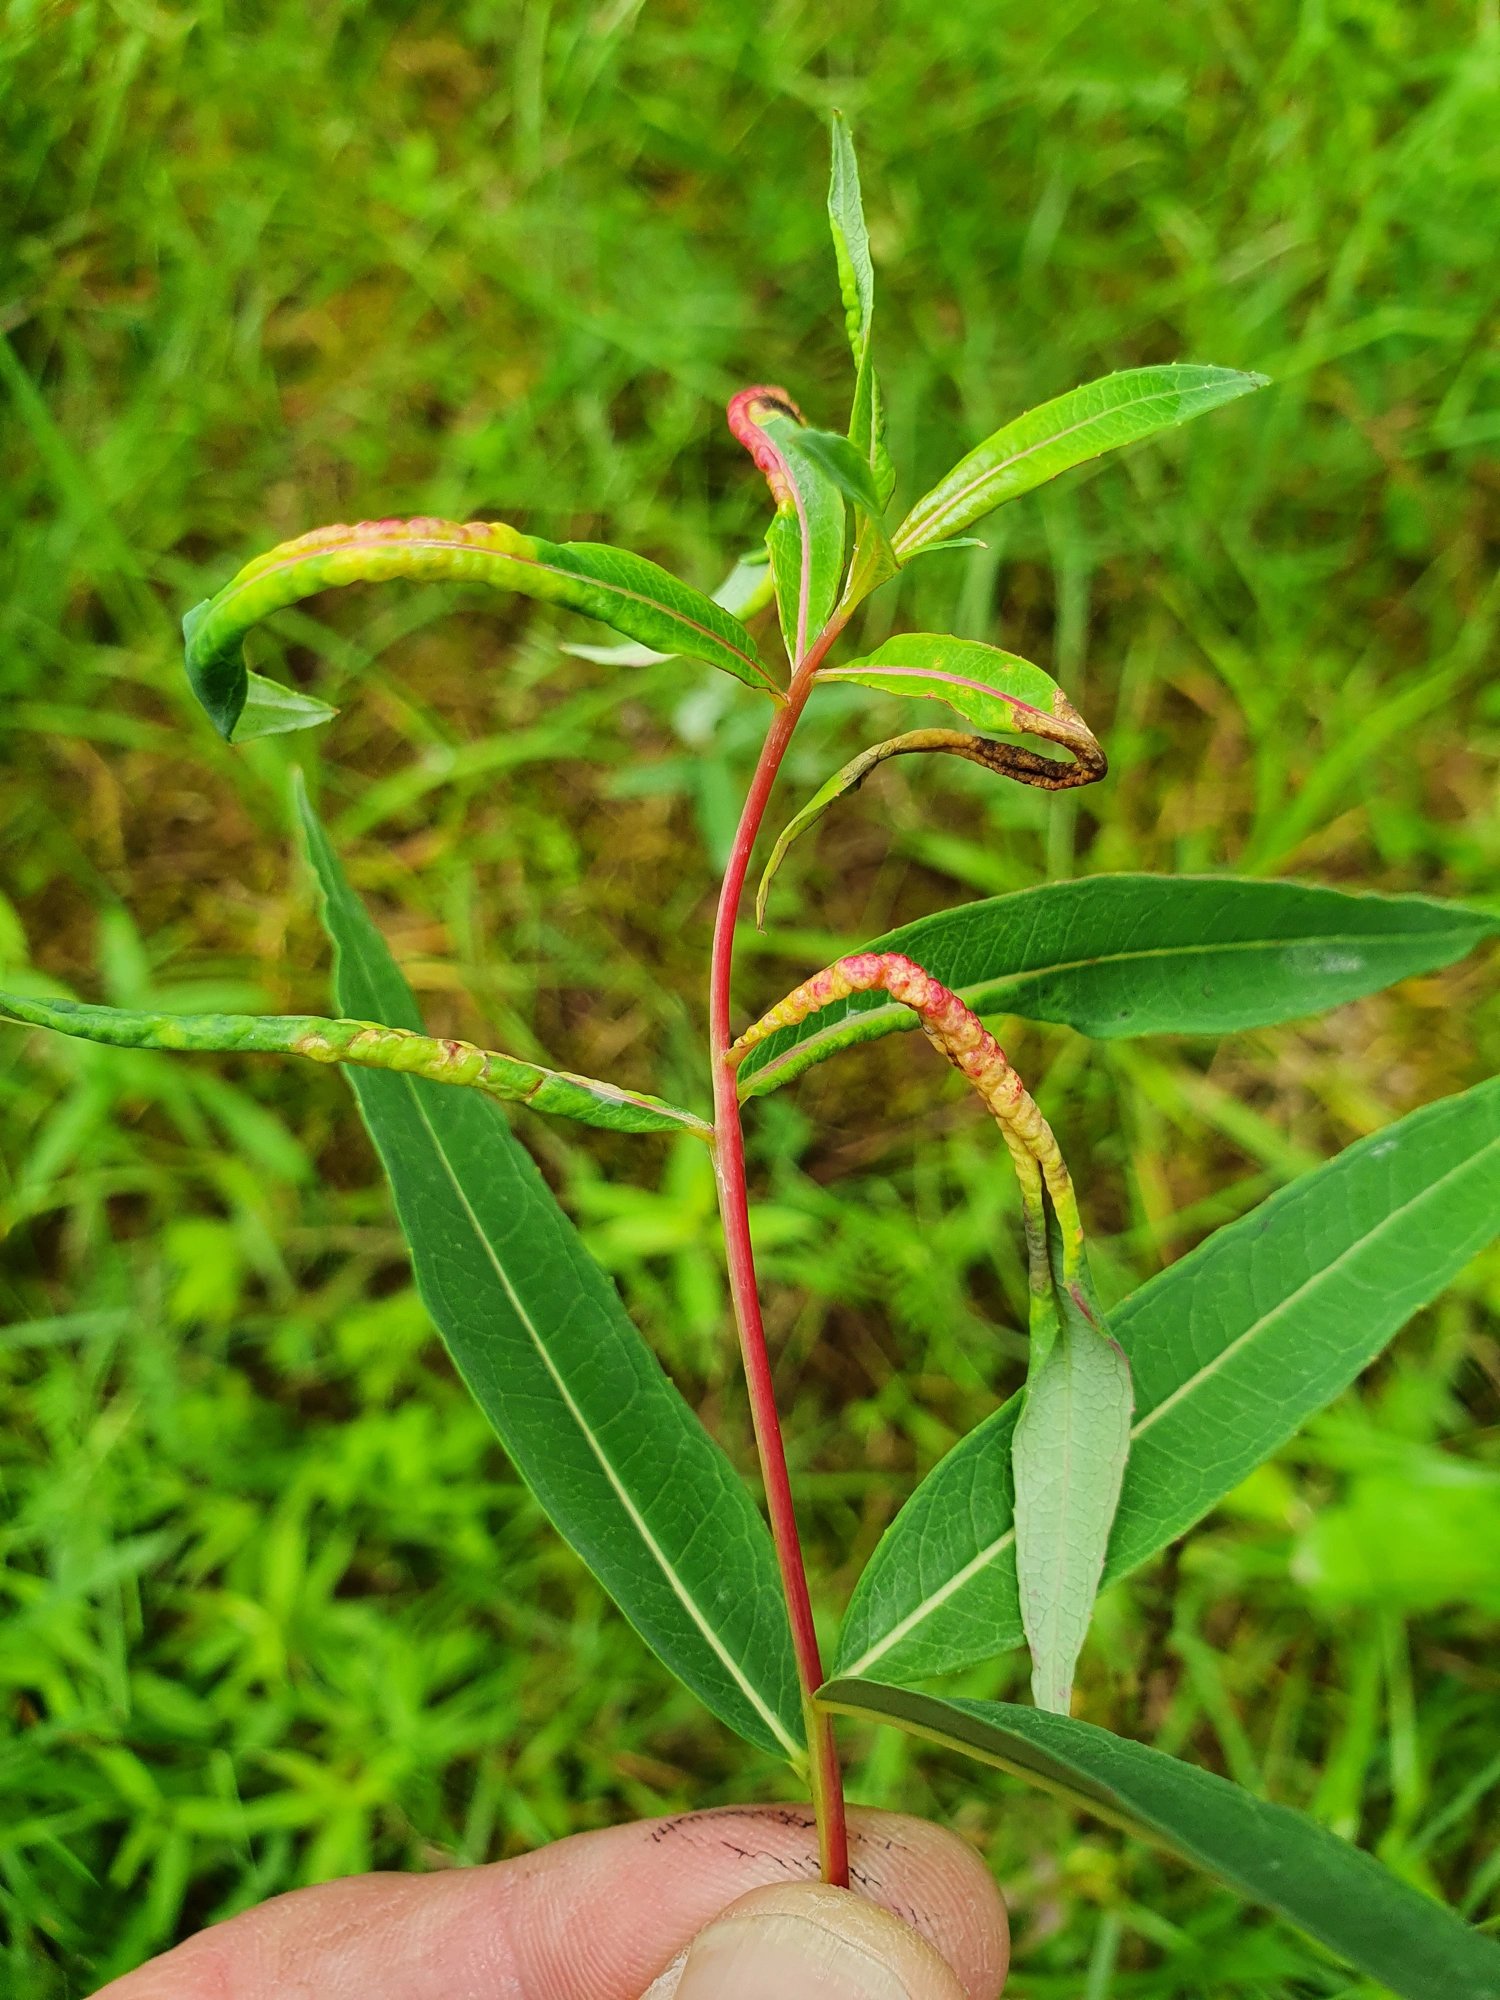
[709,619,848,1884]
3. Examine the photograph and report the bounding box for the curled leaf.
[0,989,711,1140]
[755,723,1102,928]
[184,516,779,740]
[729,387,847,661]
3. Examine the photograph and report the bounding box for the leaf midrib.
[405,1079,802,1761]
[839,1125,1500,1679]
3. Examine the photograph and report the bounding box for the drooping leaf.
[232,670,340,740]
[184,517,780,739]
[819,633,1074,735]
[562,550,775,668]
[0,990,710,1140]
[736,875,1499,1101]
[833,1075,1500,1684]
[289,774,803,1761]
[893,365,1269,559]
[816,1683,1500,2000]
[788,426,885,521]
[1011,1207,1131,1714]
[755,726,1105,930]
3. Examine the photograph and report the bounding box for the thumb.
[643,1880,976,2000]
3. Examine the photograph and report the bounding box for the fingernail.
[673,1908,911,2000]
[642,1881,968,2000]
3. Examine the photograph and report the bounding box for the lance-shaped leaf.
[728,388,848,663]
[183,516,779,739]
[232,671,340,741]
[755,726,1104,929]
[828,112,895,507]
[1011,1201,1131,1715]
[735,876,1500,1101]
[893,365,1269,559]
[562,550,776,669]
[834,1074,1500,1685]
[816,1683,1500,2000]
[289,775,803,1761]
[817,634,1102,751]
[0,990,710,1140]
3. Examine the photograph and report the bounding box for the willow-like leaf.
[735,878,1497,1101]
[1011,1197,1131,1715]
[816,1684,1500,2000]
[828,111,894,508]
[561,550,775,668]
[293,777,803,1759]
[819,633,1097,740]
[0,991,711,1139]
[755,726,1102,929]
[893,365,1269,558]
[834,1074,1500,1686]
[183,516,779,739]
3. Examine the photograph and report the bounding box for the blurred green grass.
[3,0,1500,1990]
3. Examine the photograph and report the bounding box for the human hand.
[96,1802,1009,1999]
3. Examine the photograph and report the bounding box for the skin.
[97,1804,1010,2000]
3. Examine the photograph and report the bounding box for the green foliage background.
[3,1,1500,1990]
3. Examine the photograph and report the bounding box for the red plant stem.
[709,620,848,1886]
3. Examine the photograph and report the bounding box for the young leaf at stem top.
[183,516,779,739]
[827,115,897,614]
[728,387,849,664]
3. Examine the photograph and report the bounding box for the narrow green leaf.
[0,990,709,1140]
[233,670,339,740]
[816,1683,1500,2000]
[735,876,1499,1101]
[819,633,1067,735]
[289,775,803,1760]
[184,517,779,739]
[827,111,895,508]
[834,1077,1500,1684]
[758,411,849,660]
[561,551,774,667]
[789,426,885,521]
[1012,1213,1132,1715]
[893,365,1269,558]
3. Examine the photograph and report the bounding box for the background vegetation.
[3,1,1500,1991]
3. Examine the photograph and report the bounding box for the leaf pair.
[183,516,779,742]
[834,1070,1500,1685]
